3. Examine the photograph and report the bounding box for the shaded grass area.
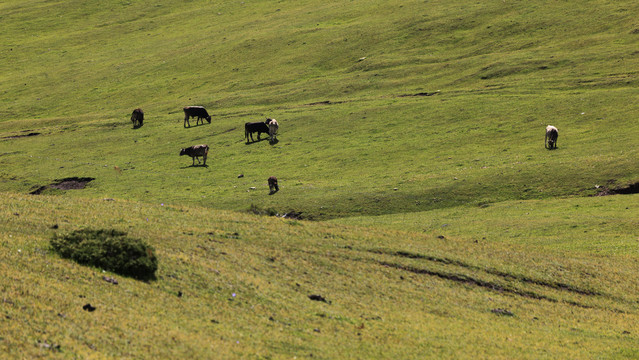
[1,193,638,358]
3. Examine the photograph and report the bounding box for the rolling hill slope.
[1,0,639,358]
[2,193,638,359]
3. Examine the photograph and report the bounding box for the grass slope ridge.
[1,192,638,358]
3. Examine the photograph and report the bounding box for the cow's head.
[179,148,186,156]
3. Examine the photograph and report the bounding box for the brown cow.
[180,144,209,166]
[268,176,279,194]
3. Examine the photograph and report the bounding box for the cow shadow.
[180,164,209,169]
[184,122,210,129]
[269,138,279,145]
[245,138,268,145]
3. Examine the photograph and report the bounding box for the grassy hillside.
[1,0,639,358]
[1,0,639,219]
[1,193,638,359]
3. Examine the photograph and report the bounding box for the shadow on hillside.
[184,122,210,128]
[180,164,209,169]
[245,138,268,145]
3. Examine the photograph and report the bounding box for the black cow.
[131,108,144,128]
[245,121,270,143]
[183,106,211,128]
[180,144,209,166]
[268,176,279,194]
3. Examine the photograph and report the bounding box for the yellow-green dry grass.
[1,192,638,359]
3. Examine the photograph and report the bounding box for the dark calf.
[131,108,144,128]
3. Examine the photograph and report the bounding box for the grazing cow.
[267,118,279,143]
[545,125,558,149]
[245,121,270,143]
[131,108,144,128]
[183,106,211,128]
[268,176,279,194]
[180,144,209,166]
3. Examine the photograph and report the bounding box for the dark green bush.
[51,228,158,281]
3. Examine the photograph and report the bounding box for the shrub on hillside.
[51,228,157,281]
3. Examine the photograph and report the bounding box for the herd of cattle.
[131,106,558,193]
[131,106,281,192]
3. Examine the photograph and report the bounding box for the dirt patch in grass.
[595,182,639,196]
[30,177,95,194]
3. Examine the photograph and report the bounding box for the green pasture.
[1,0,638,219]
[1,0,639,358]
[1,193,638,359]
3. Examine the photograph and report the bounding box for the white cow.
[267,118,279,143]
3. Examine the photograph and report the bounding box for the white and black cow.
[183,106,211,128]
[180,144,209,166]
[267,118,279,143]
[545,125,558,149]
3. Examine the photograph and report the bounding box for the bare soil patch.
[595,182,639,196]
[30,177,95,194]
